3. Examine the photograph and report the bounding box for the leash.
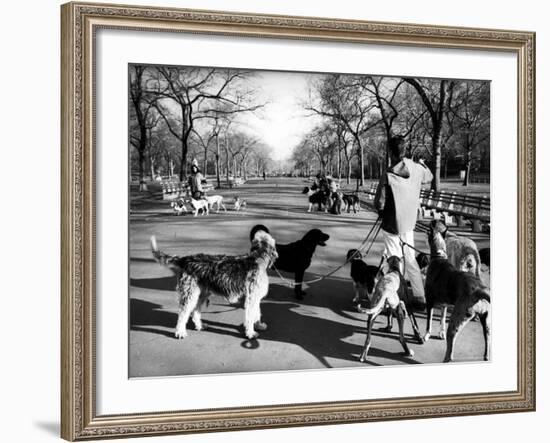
[273,216,382,287]
[399,238,442,259]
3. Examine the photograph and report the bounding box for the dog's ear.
[250,224,270,242]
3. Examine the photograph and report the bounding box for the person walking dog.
[374,135,433,306]
[188,159,205,199]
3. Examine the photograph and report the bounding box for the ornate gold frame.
[61,1,536,440]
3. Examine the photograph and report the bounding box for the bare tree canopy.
[129,65,489,191]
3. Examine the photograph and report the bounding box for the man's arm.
[418,159,433,185]
[374,173,387,213]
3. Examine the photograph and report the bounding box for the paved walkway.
[129,178,490,377]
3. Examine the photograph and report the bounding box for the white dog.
[233,196,247,211]
[205,195,226,212]
[185,197,209,217]
[170,199,188,215]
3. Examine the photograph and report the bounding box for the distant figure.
[263,170,266,181]
[188,159,205,200]
[374,135,433,306]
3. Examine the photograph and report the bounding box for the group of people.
[311,172,345,214]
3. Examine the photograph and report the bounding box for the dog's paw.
[174,329,187,339]
[423,333,431,342]
[245,330,259,340]
[438,331,447,340]
[443,356,453,363]
[404,349,415,357]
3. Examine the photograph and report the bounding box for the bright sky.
[236,71,323,161]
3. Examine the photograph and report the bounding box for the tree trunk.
[337,149,341,181]
[179,136,188,181]
[215,136,221,188]
[463,144,472,186]
[359,144,364,186]
[149,155,155,182]
[225,151,230,185]
[203,148,208,176]
[138,148,148,191]
[432,121,442,191]
[346,159,351,184]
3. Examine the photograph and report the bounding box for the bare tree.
[306,74,380,186]
[403,78,456,191]
[450,81,490,185]
[130,65,158,191]
[148,66,262,180]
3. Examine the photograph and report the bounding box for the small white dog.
[205,195,226,212]
[170,199,188,215]
[233,196,247,211]
[185,197,209,216]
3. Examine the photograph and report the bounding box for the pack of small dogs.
[302,186,360,214]
[151,218,490,364]
[170,195,247,216]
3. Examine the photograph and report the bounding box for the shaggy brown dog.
[430,219,481,277]
[425,229,491,362]
[151,230,278,340]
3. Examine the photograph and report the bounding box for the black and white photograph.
[129,63,491,377]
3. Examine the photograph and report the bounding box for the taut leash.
[273,216,382,287]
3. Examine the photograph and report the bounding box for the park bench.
[162,178,216,200]
[228,177,245,188]
[362,183,490,232]
[203,181,214,193]
[419,189,490,232]
[364,182,378,200]
[161,180,187,200]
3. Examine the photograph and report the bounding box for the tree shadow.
[130,298,177,337]
[255,300,419,367]
[130,276,176,291]
[130,256,157,263]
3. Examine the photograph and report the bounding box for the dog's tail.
[360,293,389,316]
[150,236,181,273]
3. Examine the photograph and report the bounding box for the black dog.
[250,225,330,299]
[342,194,360,213]
[346,249,378,309]
[302,186,331,212]
[329,192,344,215]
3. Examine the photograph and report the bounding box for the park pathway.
[129,177,490,377]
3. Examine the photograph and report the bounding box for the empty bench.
[362,183,490,232]
[161,180,187,200]
[420,189,490,232]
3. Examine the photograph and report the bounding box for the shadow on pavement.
[130,298,177,338]
[130,276,176,291]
